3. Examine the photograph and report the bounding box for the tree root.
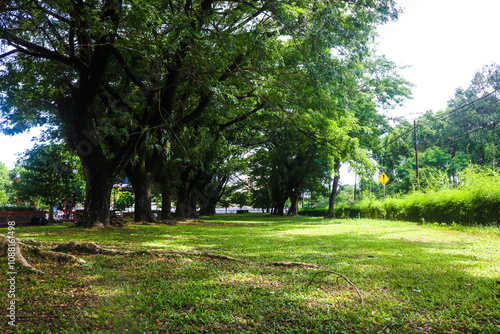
[267,261,319,268]
[305,270,364,303]
[53,241,124,255]
[0,234,86,275]
[29,247,87,264]
[53,241,155,256]
[1,235,363,302]
[159,251,361,303]
[203,252,245,263]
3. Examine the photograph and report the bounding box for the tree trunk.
[270,186,286,216]
[126,166,155,222]
[132,175,155,222]
[59,96,138,227]
[125,147,163,223]
[288,192,299,216]
[81,165,116,227]
[272,199,286,216]
[48,204,54,220]
[174,189,197,218]
[161,185,172,220]
[198,174,227,216]
[174,168,198,219]
[199,197,217,216]
[288,180,304,216]
[75,134,130,228]
[327,159,341,219]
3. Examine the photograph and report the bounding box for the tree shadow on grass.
[2,217,499,333]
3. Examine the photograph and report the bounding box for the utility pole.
[414,120,420,191]
[353,173,357,202]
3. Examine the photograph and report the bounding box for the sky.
[1,0,500,178]
[340,0,500,184]
[376,0,500,119]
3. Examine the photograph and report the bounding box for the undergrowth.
[302,167,500,226]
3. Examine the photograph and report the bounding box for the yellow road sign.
[379,172,389,186]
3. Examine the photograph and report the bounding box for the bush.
[356,199,385,219]
[0,205,38,212]
[308,167,500,226]
[299,208,328,217]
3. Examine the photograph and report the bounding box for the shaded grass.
[1,214,500,333]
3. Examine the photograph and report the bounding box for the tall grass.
[301,167,500,226]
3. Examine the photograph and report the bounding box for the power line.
[416,99,500,151]
[372,90,500,165]
[430,87,500,122]
[452,118,500,142]
[373,88,500,155]
[372,126,413,153]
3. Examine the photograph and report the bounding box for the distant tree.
[230,191,250,210]
[0,162,8,204]
[326,55,413,218]
[16,143,84,219]
[246,122,334,216]
[377,63,500,193]
[218,185,237,214]
[485,142,497,172]
[115,191,134,211]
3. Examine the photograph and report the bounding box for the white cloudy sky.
[378,0,500,118]
[342,0,500,184]
[1,0,500,174]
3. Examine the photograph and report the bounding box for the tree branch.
[219,102,265,130]
[0,31,77,68]
[0,49,17,59]
[112,46,150,99]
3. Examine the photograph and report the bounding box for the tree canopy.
[1,0,405,224]
[377,63,500,195]
[16,143,84,217]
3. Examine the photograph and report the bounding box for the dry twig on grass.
[268,261,319,269]
[306,270,364,303]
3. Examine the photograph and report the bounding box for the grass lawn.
[1,215,500,333]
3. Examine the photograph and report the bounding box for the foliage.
[230,191,250,209]
[1,216,499,333]
[377,63,500,195]
[115,191,134,211]
[244,121,335,215]
[14,143,85,212]
[301,199,385,219]
[0,161,8,198]
[0,0,404,226]
[0,162,7,205]
[0,191,7,205]
[0,205,37,212]
[336,166,500,226]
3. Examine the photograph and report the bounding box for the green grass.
[1,214,500,333]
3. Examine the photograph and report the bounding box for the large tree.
[0,0,400,226]
[326,55,413,217]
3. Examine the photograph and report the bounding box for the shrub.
[300,167,500,226]
[0,205,38,212]
[299,208,328,217]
